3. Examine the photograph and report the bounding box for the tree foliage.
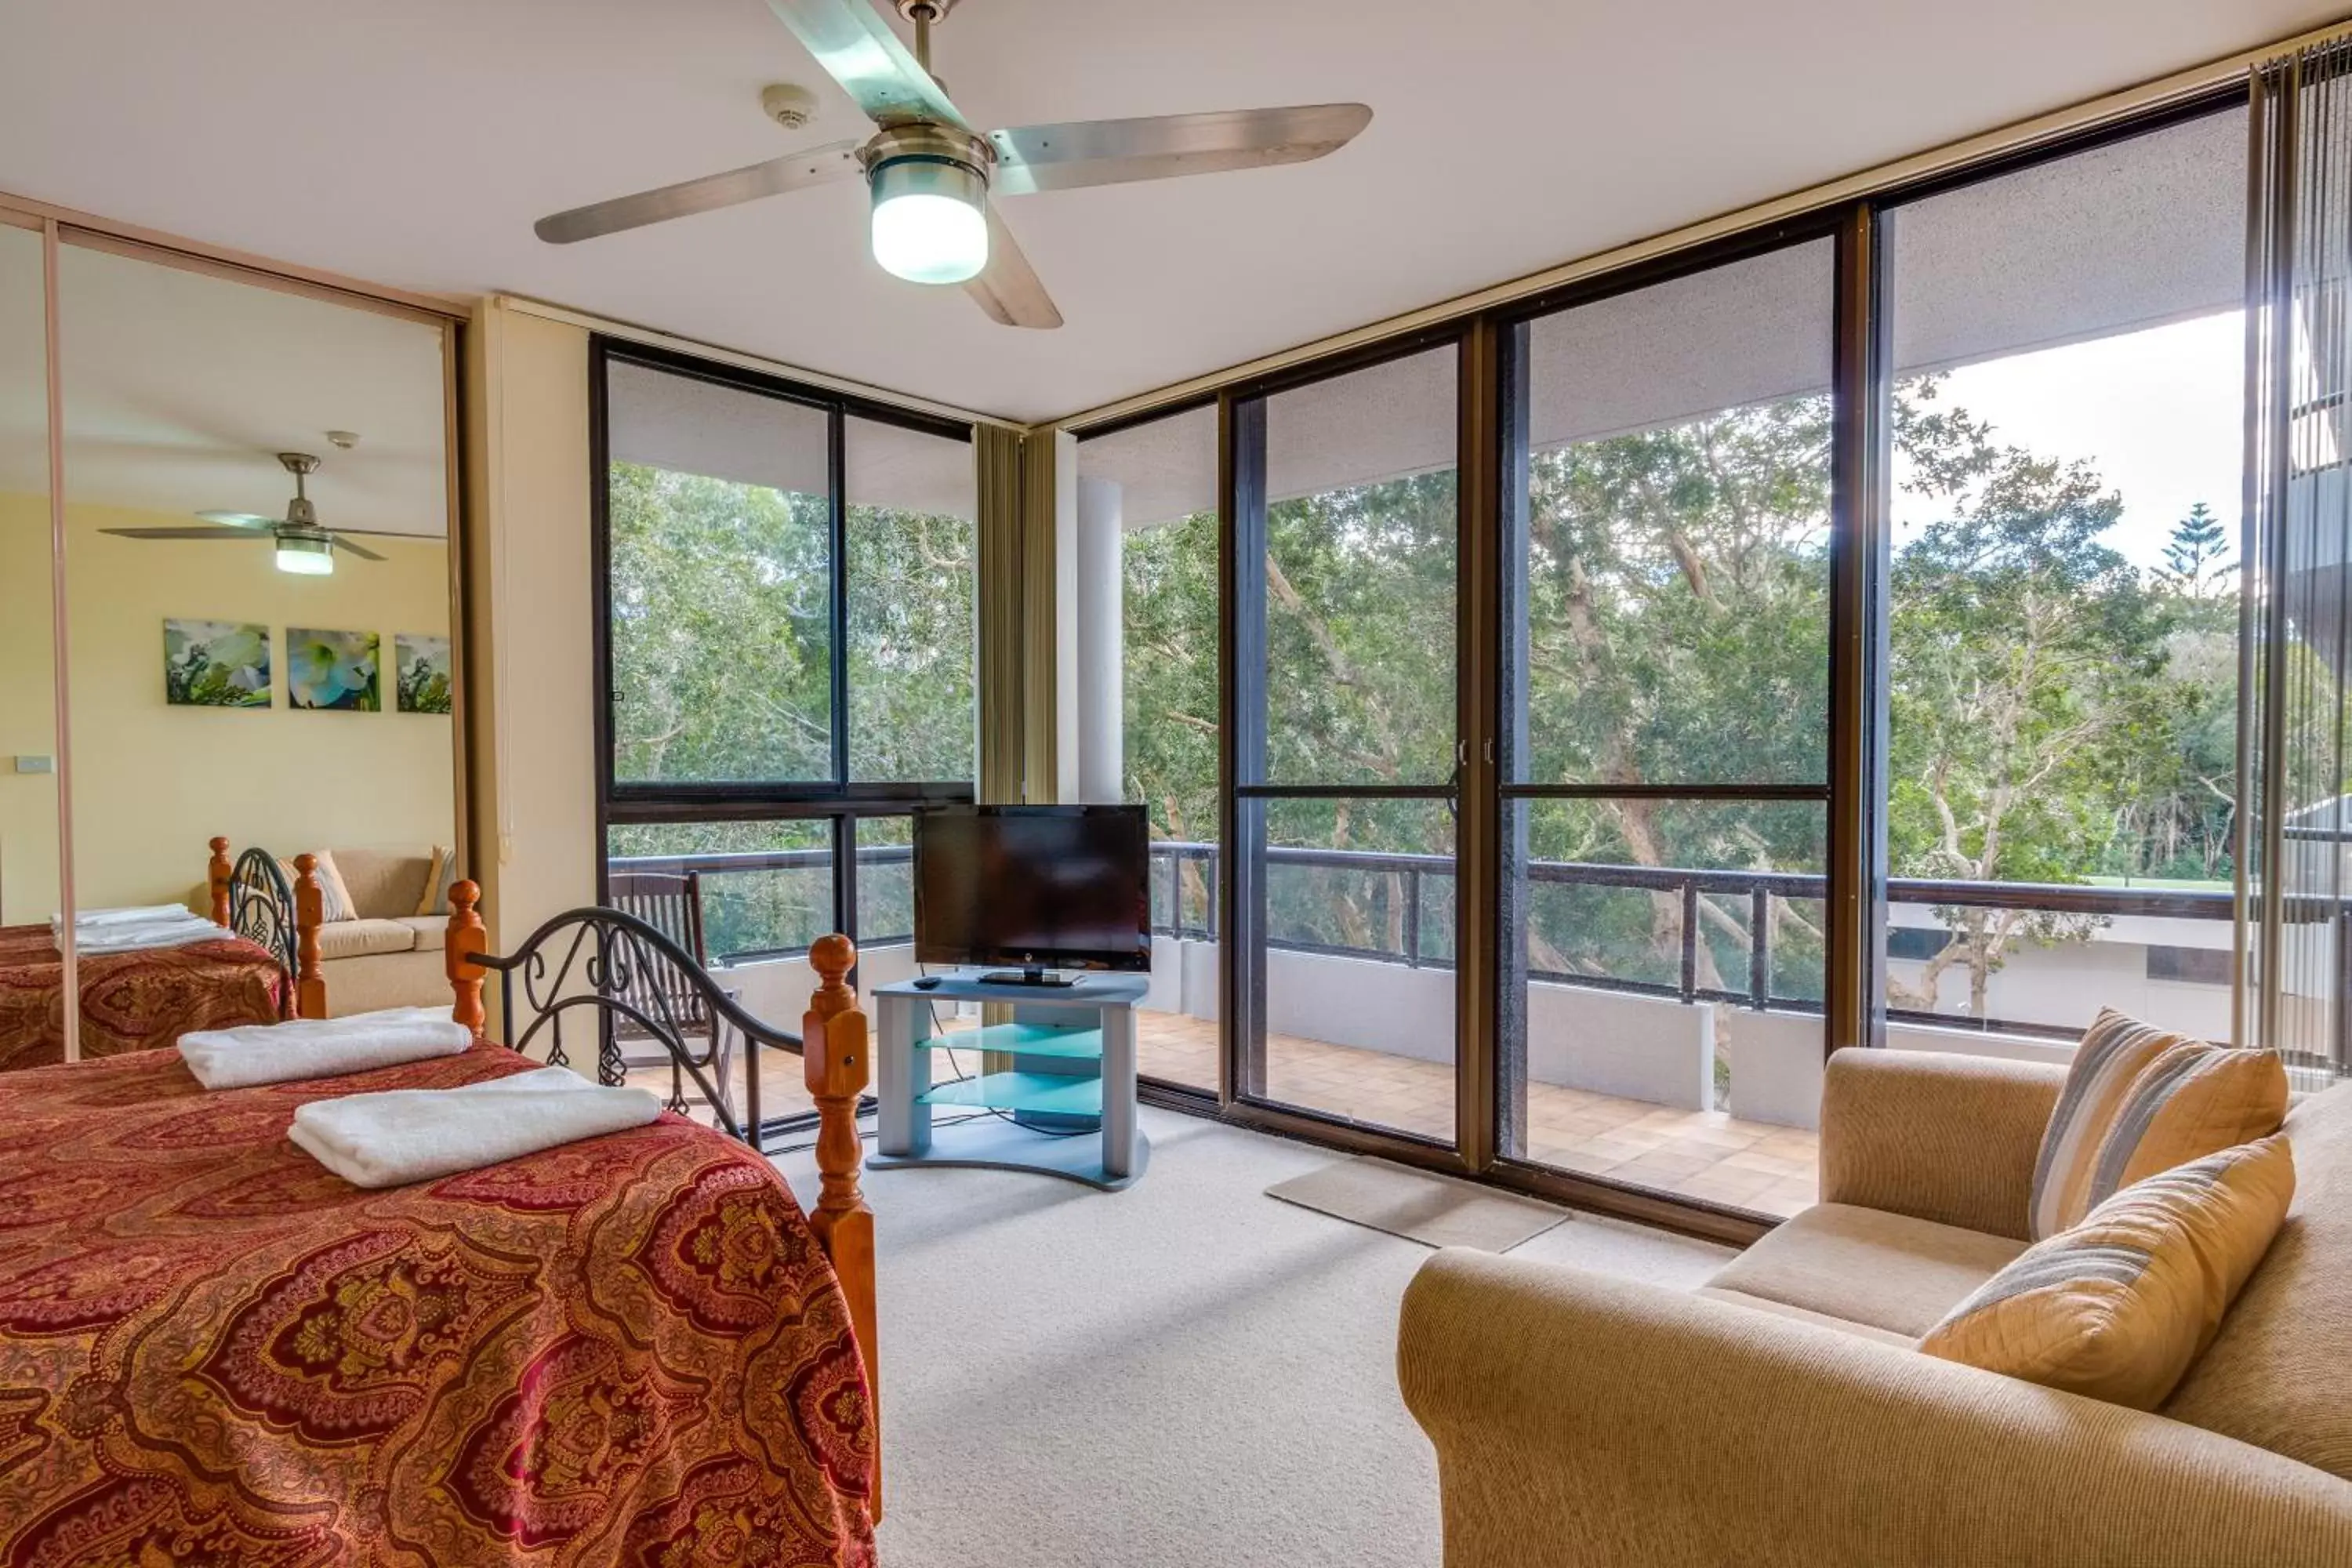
[1122,375,2238,1021]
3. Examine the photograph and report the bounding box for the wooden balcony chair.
[605,869,741,1127]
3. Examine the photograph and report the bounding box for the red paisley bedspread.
[0,922,291,1073]
[0,1042,876,1567]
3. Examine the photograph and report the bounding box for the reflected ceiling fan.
[533,0,1372,328]
[100,451,393,575]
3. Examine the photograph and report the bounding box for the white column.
[1073,472,1125,805]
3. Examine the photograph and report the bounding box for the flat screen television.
[912,805,1150,981]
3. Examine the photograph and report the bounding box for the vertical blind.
[2242,37,2352,1080]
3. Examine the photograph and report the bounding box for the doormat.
[1266,1156,1570,1250]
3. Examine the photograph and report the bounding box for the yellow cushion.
[1921,1135,2296,1410]
[2029,1010,2286,1239]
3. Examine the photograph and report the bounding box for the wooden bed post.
[206,837,233,927]
[804,933,880,1519]
[291,853,328,1021]
[446,879,488,1036]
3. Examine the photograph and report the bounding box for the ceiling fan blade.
[323,526,443,539]
[764,0,967,129]
[535,140,862,244]
[103,527,269,542]
[193,511,278,529]
[964,205,1062,329]
[989,103,1373,196]
[330,537,387,563]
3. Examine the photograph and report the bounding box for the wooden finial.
[292,853,327,1020]
[446,879,487,1036]
[809,932,857,1019]
[804,932,879,1515]
[206,837,232,927]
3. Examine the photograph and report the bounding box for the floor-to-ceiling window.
[1058,89,2257,1236]
[595,339,975,1133]
[1496,237,1837,1216]
[1234,343,1462,1144]
[1878,107,2248,1055]
[1075,401,1221,1094]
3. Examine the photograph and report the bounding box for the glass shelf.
[920,1071,1104,1117]
[914,1022,1103,1061]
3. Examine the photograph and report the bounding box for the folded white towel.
[288,1067,664,1188]
[180,1005,472,1090]
[55,903,196,930]
[71,915,232,955]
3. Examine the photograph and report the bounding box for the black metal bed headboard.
[465,904,804,1148]
[228,848,298,982]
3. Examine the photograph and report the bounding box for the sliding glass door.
[1495,237,1838,1216]
[1230,343,1462,1145]
[1060,86,2262,1235]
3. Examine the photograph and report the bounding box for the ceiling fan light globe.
[869,156,989,285]
[274,535,336,575]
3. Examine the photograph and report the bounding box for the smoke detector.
[325,430,360,450]
[760,83,818,131]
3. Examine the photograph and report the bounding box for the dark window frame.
[589,335,978,953]
[1068,85,2252,1245]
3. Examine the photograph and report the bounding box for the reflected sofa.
[1398,1048,2352,1566]
[194,847,448,1016]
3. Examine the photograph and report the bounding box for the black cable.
[917,960,1098,1140]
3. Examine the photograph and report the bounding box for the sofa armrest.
[1817,1047,2063,1241]
[1398,1249,2352,1568]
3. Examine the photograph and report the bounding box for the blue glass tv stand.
[869,971,1149,1191]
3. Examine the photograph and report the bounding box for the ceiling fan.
[533,0,1372,328]
[100,452,394,575]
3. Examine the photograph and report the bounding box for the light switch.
[10,756,53,775]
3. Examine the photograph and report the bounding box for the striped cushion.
[1921,1136,2296,1410]
[277,851,358,924]
[2029,1011,2286,1240]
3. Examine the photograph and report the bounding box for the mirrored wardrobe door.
[58,237,461,1056]
[0,217,70,1065]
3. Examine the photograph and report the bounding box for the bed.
[0,881,880,1565]
[0,920,290,1072]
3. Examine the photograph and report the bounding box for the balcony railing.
[612,840,2280,1051]
[1134,843,2250,1050]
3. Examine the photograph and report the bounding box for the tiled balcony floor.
[1135,1009,1819,1218]
[623,1004,1818,1220]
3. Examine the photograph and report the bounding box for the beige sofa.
[307,848,450,1015]
[1399,1049,2352,1566]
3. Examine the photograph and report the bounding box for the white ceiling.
[1083,104,2251,527]
[0,234,448,534]
[0,0,2331,424]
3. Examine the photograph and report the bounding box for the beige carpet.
[774,1107,1734,1568]
[1265,1155,1570,1250]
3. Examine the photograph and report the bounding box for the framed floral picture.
[163,619,270,708]
[287,627,380,712]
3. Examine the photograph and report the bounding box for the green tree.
[2156,502,2234,601]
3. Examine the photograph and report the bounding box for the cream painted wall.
[463,299,595,949]
[0,495,60,924]
[47,495,454,908]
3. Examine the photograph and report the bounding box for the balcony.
[611,840,2256,1221]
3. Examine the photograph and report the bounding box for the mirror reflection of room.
[43,244,456,1058]
[0,220,64,1064]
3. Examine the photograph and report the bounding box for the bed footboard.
[443,880,882,1514]
[209,836,327,1019]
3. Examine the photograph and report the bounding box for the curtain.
[974,424,1060,804]
[2240,37,2352,1084]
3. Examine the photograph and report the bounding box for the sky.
[1890,309,2245,574]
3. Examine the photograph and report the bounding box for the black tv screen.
[913,805,1150,973]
